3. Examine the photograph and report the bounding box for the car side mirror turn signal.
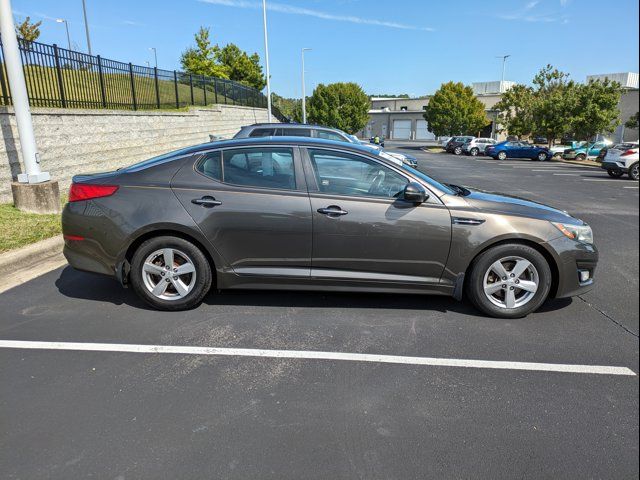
[403,182,428,204]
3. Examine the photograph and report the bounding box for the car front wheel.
[629,163,639,181]
[537,152,548,161]
[454,146,463,155]
[470,148,479,156]
[130,235,212,311]
[467,244,552,319]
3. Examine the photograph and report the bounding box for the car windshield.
[399,164,454,195]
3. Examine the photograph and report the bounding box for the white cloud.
[497,1,568,23]
[199,0,434,31]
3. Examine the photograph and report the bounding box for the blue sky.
[11,0,640,98]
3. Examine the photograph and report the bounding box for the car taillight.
[69,183,118,202]
[621,150,636,157]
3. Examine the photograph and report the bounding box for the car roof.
[241,123,342,131]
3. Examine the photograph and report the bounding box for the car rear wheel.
[537,152,548,161]
[607,169,624,178]
[575,153,587,161]
[454,146,463,155]
[470,148,479,156]
[467,244,552,319]
[130,236,212,311]
[497,151,507,161]
[629,163,639,181]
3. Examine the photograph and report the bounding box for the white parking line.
[583,178,634,182]
[624,186,639,189]
[553,173,580,176]
[0,340,635,376]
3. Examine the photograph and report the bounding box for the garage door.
[415,119,435,140]
[392,120,412,140]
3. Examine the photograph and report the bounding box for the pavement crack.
[577,295,639,338]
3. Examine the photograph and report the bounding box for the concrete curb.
[0,236,66,293]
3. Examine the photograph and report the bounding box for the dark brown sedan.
[61,137,598,318]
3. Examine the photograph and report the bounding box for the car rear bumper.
[545,236,599,298]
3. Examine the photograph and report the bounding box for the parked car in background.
[62,136,597,318]
[533,136,548,145]
[439,136,452,147]
[600,142,639,180]
[463,138,497,156]
[486,141,551,161]
[562,140,612,161]
[445,136,475,155]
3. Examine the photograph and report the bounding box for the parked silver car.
[463,138,497,156]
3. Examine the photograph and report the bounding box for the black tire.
[130,235,212,311]
[575,153,587,161]
[497,151,507,161]
[466,243,552,319]
[454,146,463,155]
[607,169,624,178]
[536,152,548,161]
[629,163,639,181]
[470,148,479,156]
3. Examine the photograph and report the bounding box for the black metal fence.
[0,36,286,120]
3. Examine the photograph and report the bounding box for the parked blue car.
[485,141,551,161]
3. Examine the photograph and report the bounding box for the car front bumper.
[545,236,599,298]
[601,161,628,173]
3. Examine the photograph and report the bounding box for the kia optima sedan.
[62,137,598,318]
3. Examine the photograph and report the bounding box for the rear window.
[122,146,195,172]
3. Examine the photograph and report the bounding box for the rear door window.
[282,128,312,137]
[249,128,276,137]
[222,147,296,190]
[316,130,348,142]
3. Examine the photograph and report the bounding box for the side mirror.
[403,182,428,204]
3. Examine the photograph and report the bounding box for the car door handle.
[191,196,222,208]
[317,205,348,216]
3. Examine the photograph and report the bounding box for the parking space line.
[553,173,580,176]
[624,186,639,189]
[0,340,635,376]
[583,178,634,182]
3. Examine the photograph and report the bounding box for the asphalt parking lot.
[1,142,638,479]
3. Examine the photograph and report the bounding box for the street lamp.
[262,0,272,122]
[301,48,311,124]
[496,54,511,92]
[149,47,158,68]
[56,18,72,50]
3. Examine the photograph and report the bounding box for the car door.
[171,145,312,277]
[302,147,451,286]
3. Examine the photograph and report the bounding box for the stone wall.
[0,105,272,203]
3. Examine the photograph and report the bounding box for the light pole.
[0,0,49,184]
[262,0,272,122]
[56,18,72,50]
[149,47,158,68]
[301,48,311,124]
[81,0,92,54]
[496,54,511,92]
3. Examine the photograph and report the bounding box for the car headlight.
[552,222,594,244]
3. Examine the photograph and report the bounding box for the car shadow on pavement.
[55,267,573,317]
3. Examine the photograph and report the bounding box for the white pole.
[262,0,272,122]
[81,0,92,55]
[499,54,510,92]
[301,48,311,124]
[0,0,49,183]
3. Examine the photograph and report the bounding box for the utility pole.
[81,0,92,55]
[262,0,272,122]
[56,18,72,50]
[301,48,311,124]
[149,47,157,68]
[496,54,511,92]
[1,0,58,213]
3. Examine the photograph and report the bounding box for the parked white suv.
[463,137,497,156]
[601,142,639,180]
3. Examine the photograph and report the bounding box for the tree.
[571,78,622,142]
[529,65,579,145]
[271,93,303,123]
[180,27,229,79]
[307,82,370,134]
[625,112,639,130]
[15,16,42,43]
[217,44,266,90]
[494,84,536,139]
[423,81,489,137]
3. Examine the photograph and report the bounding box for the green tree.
[423,82,489,137]
[15,16,42,43]
[625,112,639,130]
[218,44,266,90]
[272,93,303,123]
[307,82,370,134]
[494,84,536,139]
[180,27,229,79]
[529,65,578,145]
[571,78,622,142]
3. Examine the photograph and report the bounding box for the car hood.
[459,188,581,224]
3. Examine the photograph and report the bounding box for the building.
[361,74,639,143]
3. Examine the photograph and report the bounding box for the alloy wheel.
[483,256,539,309]
[631,164,639,181]
[142,248,197,300]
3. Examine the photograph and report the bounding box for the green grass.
[2,64,258,110]
[0,203,61,254]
